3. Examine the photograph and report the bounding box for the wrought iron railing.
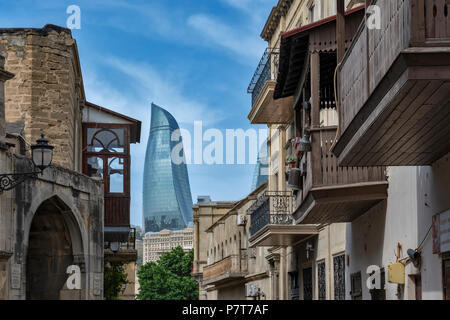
[248,191,294,236]
[247,48,279,106]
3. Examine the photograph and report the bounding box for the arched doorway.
[26,196,83,300]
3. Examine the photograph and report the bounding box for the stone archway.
[26,196,84,300]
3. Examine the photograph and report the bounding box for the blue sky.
[1,0,274,226]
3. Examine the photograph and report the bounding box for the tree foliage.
[104,262,130,300]
[137,247,199,300]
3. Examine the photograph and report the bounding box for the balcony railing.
[104,227,136,251]
[203,250,248,282]
[248,191,294,237]
[247,48,279,106]
[334,0,450,166]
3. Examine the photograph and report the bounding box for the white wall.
[346,154,450,300]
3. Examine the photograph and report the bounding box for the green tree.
[104,262,130,300]
[137,247,199,300]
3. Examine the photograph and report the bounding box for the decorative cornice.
[261,0,294,42]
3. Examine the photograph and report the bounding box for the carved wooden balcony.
[333,0,450,166]
[293,127,388,224]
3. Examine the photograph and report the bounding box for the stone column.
[0,56,14,146]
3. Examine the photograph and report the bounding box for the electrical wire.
[417,224,433,252]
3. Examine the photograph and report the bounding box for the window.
[333,254,345,300]
[350,272,362,300]
[83,125,129,195]
[289,272,299,300]
[87,128,125,153]
[87,157,103,179]
[108,157,124,193]
[317,261,326,300]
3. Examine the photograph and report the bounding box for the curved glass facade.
[251,139,269,191]
[143,103,193,233]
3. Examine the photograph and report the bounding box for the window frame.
[82,123,131,196]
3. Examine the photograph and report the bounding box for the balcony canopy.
[274,5,365,100]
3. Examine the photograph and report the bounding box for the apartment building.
[248,0,450,300]
[247,0,366,300]
[143,228,194,264]
[331,0,450,299]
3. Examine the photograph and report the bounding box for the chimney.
[0,56,15,145]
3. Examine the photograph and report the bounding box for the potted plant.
[286,156,297,168]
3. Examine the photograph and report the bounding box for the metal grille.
[247,191,294,237]
[318,261,326,300]
[247,48,279,106]
[350,271,362,300]
[333,254,345,300]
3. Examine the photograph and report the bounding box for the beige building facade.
[192,198,236,299]
[245,0,366,301]
[143,228,194,264]
[194,184,274,300]
[248,0,450,301]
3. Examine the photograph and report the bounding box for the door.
[303,267,313,300]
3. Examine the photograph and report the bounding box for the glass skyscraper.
[143,103,193,233]
[251,139,269,191]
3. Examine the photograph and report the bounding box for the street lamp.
[0,134,54,194]
[31,134,54,171]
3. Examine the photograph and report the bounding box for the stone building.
[197,184,274,300]
[0,24,141,300]
[192,197,235,299]
[143,228,194,264]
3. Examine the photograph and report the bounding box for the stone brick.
[1,27,84,171]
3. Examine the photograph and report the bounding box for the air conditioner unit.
[245,283,259,297]
[237,214,247,226]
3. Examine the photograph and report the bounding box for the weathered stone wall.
[0,25,83,171]
[1,154,104,300]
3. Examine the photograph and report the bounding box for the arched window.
[87,128,125,153]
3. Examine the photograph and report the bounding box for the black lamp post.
[0,134,54,193]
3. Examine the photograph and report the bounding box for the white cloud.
[220,0,274,16]
[187,14,266,62]
[101,56,224,126]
